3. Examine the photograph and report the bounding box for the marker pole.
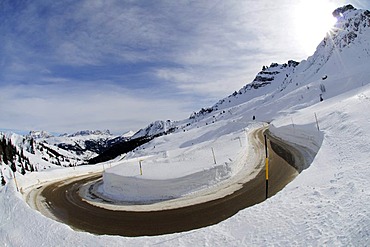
[139,160,143,175]
[211,148,217,164]
[12,171,19,192]
[314,113,320,131]
[264,134,269,199]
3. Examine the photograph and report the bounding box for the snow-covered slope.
[131,120,177,139]
[0,132,86,173]
[130,4,370,152]
[1,4,369,246]
[0,129,134,181]
[29,129,133,160]
[186,5,370,125]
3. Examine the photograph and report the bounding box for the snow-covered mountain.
[131,120,177,139]
[29,129,134,159]
[1,4,370,246]
[0,128,135,176]
[64,129,112,137]
[187,5,370,122]
[189,60,300,118]
[0,131,86,175]
[89,4,370,163]
[28,130,54,139]
[112,4,368,144]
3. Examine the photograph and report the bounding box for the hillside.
[89,4,370,164]
[1,4,369,246]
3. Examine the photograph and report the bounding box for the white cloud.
[0,83,193,134]
[148,1,310,97]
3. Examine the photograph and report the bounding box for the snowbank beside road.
[269,122,324,172]
[100,123,256,202]
[269,123,323,155]
[102,162,232,202]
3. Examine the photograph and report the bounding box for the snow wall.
[269,123,324,171]
[102,163,231,202]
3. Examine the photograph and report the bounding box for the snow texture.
[101,123,253,202]
[1,5,370,246]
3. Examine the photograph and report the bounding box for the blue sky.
[1,0,369,134]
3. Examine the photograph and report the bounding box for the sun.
[293,0,339,55]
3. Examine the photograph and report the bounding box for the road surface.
[26,127,313,236]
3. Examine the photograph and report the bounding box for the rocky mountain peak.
[131,120,176,139]
[250,60,299,89]
[67,130,112,137]
[300,5,370,78]
[332,4,356,18]
[27,130,53,139]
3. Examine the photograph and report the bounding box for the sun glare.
[293,0,339,55]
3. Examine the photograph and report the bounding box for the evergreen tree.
[3,140,17,165]
[1,172,5,186]
[25,158,30,171]
[25,161,29,171]
[18,152,22,163]
[20,164,26,175]
[0,136,4,157]
[2,137,8,164]
[29,138,35,154]
[10,162,16,173]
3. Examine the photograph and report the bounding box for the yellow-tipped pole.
[264,134,269,199]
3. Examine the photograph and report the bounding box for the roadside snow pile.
[270,123,322,155]
[101,122,253,202]
[102,163,231,202]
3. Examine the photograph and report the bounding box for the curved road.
[28,127,311,237]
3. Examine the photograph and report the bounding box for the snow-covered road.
[24,126,313,236]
